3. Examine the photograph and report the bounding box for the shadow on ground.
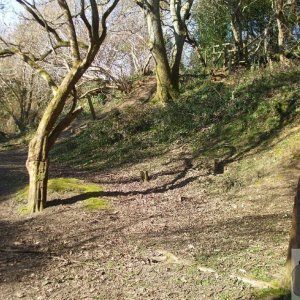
[0,219,49,285]
[0,149,28,200]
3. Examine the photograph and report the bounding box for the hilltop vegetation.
[52,64,300,172]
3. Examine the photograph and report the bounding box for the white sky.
[0,1,24,28]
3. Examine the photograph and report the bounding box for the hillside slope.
[1,66,300,299]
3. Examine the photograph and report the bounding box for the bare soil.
[0,137,296,299]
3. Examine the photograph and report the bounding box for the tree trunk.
[170,35,185,89]
[145,0,178,103]
[26,135,49,212]
[170,0,193,90]
[275,0,287,62]
[25,64,86,212]
[230,12,243,64]
[0,0,121,213]
[287,177,300,282]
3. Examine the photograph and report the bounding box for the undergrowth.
[51,65,300,172]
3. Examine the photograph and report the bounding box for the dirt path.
[0,145,295,300]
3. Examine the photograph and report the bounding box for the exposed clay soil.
[0,137,296,300]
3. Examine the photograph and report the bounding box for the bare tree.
[0,0,120,212]
[0,58,49,133]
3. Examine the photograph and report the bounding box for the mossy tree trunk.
[26,136,49,212]
[170,0,193,89]
[26,63,87,212]
[0,0,120,212]
[137,0,193,103]
[144,0,178,103]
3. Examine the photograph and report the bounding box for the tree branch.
[57,0,81,63]
[15,0,63,43]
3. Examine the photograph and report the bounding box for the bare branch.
[80,0,93,40]
[57,0,81,63]
[90,0,100,40]
[15,0,63,42]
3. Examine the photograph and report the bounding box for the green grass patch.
[16,177,102,201]
[83,197,110,211]
[249,266,274,282]
[254,287,290,299]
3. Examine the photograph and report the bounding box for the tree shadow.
[47,157,200,208]
[202,97,300,170]
[0,219,51,285]
[0,148,28,201]
[51,67,300,179]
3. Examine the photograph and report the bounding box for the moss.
[19,203,34,216]
[254,287,290,299]
[16,177,102,201]
[83,197,110,211]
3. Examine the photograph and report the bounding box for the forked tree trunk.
[144,0,178,103]
[1,0,120,213]
[25,63,86,212]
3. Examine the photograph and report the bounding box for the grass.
[83,197,110,211]
[51,65,300,175]
[16,178,106,214]
[254,287,290,299]
[249,266,274,282]
[16,177,102,201]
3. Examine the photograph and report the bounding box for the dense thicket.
[193,0,300,67]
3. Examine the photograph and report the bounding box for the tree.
[136,0,193,103]
[193,0,278,68]
[273,0,288,62]
[0,0,120,212]
[0,58,49,133]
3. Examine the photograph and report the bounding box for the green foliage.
[52,66,300,172]
[254,287,290,299]
[250,266,274,282]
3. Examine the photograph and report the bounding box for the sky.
[0,1,24,28]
